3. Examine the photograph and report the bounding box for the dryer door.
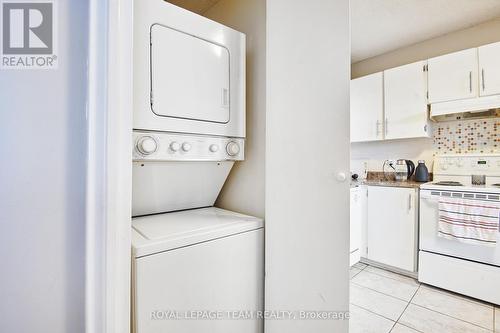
[150,24,230,123]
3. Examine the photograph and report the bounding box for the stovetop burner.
[433,181,464,186]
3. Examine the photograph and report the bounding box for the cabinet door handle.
[376,120,380,137]
[469,71,472,93]
[385,118,388,136]
[408,194,412,213]
[482,69,485,91]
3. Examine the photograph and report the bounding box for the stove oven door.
[419,189,500,267]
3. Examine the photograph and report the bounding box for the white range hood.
[430,95,500,121]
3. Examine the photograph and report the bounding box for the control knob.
[136,136,157,155]
[182,142,192,152]
[209,144,219,153]
[226,141,240,156]
[170,141,181,152]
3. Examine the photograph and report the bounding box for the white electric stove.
[419,154,500,305]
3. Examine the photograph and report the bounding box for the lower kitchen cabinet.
[350,186,367,266]
[366,186,418,272]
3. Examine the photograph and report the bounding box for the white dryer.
[134,0,246,138]
[132,207,264,333]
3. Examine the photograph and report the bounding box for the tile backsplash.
[351,117,500,178]
[433,118,500,154]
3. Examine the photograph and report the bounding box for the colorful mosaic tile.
[433,118,500,154]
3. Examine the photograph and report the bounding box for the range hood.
[430,95,500,122]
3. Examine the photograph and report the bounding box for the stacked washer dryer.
[132,1,264,333]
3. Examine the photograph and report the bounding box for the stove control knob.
[170,141,180,152]
[440,163,448,171]
[182,142,192,152]
[209,144,219,153]
[455,159,464,167]
[226,141,240,156]
[137,136,157,155]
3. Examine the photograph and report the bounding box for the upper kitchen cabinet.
[478,41,500,97]
[384,61,430,140]
[350,72,384,142]
[428,48,478,104]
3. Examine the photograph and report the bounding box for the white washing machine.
[132,207,264,333]
[133,0,246,137]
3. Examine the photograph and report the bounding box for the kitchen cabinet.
[366,186,417,272]
[478,41,500,97]
[428,48,478,103]
[384,61,430,140]
[350,72,384,142]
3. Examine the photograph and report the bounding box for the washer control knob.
[137,136,157,155]
[226,141,240,156]
[182,142,192,152]
[170,141,181,152]
[209,144,219,153]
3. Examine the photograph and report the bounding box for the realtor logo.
[1,0,57,69]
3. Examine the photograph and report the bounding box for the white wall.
[0,1,88,332]
[351,17,500,175]
[266,0,350,332]
[351,139,434,176]
[204,0,266,219]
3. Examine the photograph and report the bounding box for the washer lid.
[132,207,263,258]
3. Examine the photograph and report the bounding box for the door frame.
[86,0,133,332]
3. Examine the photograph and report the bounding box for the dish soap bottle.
[415,160,429,182]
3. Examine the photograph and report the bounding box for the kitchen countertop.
[351,171,429,189]
[353,179,424,189]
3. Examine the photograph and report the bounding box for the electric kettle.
[395,159,415,181]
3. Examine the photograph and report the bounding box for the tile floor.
[349,262,500,333]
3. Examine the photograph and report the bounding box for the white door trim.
[86,0,133,332]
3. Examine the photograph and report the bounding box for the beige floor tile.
[351,270,419,302]
[399,304,491,333]
[390,323,421,333]
[364,266,419,286]
[350,267,362,279]
[349,304,394,333]
[420,284,492,307]
[411,286,494,330]
[350,283,408,321]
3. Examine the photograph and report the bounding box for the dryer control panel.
[133,131,244,161]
